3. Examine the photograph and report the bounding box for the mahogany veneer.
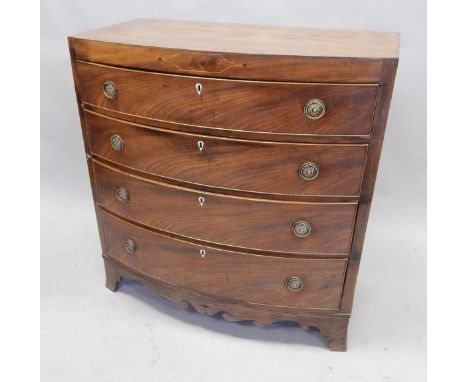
[93,161,358,256]
[77,61,378,136]
[69,19,399,351]
[86,111,368,197]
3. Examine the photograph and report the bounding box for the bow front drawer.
[76,61,378,136]
[86,111,367,197]
[93,161,357,255]
[100,209,347,310]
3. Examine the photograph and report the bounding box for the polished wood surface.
[68,19,399,351]
[83,103,372,145]
[93,161,357,255]
[86,111,368,197]
[74,19,399,59]
[340,59,399,313]
[103,256,350,350]
[70,38,385,83]
[77,61,378,136]
[100,209,348,310]
[70,19,398,83]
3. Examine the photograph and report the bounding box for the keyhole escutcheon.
[197,141,204,152]
[198,196,205,206]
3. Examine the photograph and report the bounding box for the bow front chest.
[68,19,399,351]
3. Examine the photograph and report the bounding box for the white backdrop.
[41,1,426,381]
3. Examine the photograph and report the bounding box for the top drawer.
[75,61,378,136]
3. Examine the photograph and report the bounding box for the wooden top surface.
[73,19,399,59]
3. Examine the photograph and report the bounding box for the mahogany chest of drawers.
[68,19,399,351]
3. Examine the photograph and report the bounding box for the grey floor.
[41,190,426,382]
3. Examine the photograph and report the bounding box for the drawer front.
[100,209,347,310]
[86,111,367,197]
[77,61,378,136]
[94,161,357,255]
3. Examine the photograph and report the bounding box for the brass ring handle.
[103,80,117,99]
[115,187,129,203]
[304,98,326,119]
[286,276,304,291]
[292,221,311,238]
[110,134,124,151]
[124,239,136,254]
[298,162,319,181]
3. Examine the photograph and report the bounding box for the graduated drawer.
[100,209,347,310]
[86,111,367,197]
[93,161,357,255]
[76,61,378,136]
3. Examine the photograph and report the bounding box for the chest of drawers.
[68,19,399,351]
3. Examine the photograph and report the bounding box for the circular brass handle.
[110,134,124,151]
[286,276,303,291]
[124,239,136,253]
[304,98,326,119]
[115,187,129,203]
[103,80,117,99]
[292,221,311,238]
[298,162,319,181]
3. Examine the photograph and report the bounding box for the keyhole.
[197,141,204,152]
[198,196,205,206]
[195,83,203,95]
[200,249,206,258]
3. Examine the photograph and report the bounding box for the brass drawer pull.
[304,98,326,119]
[110,134,124,151]
[115,187,129,203]
[103,80,118,100]
[292,221,311,238]
[298,162,319,181]
[286,276,303,291]
[124,239,136,253]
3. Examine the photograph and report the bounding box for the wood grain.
[85,110,368,197]
[69,19,398,83]
[73,19,399,59]
[82,103,372,145]
[93,160,357,256]
[68,39,109,258]
[70,39,385,83]
[100,209,348,310]
[340,59,399,313]
[76,61,378,136]
[103,256,350,350]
